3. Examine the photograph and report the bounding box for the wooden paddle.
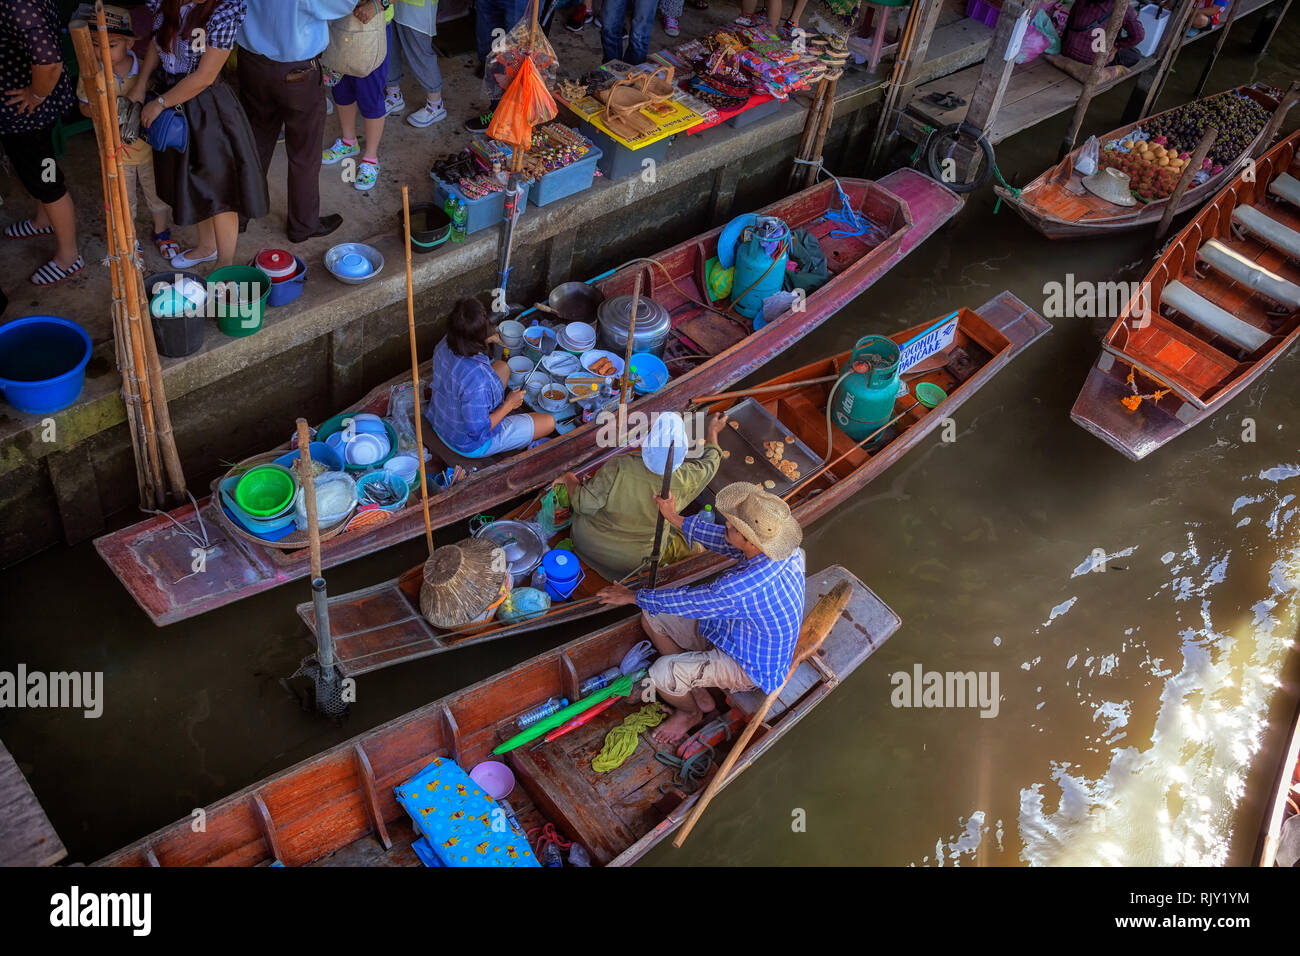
[646,440,675,589]
[673,579,852,847]
[402,186,435,555]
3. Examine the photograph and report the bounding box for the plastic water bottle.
[540,842,564,867]
[701,504,716,523]
[516,696,568,730]
[568,843,591,867]
[578,666,623,697]
[451,199,467,242]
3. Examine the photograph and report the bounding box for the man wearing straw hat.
[597,481,806,745]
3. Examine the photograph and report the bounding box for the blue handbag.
[147,104,188,153]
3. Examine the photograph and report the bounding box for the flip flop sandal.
[924,91,967,110]
[5,218,54,239]
[31,255,84,285]
[154,232,181,260]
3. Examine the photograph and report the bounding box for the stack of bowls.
[224,463,299,539]
[318,412,398,472]
[558,321,596,355]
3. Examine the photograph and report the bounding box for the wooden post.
[802,70,841,189]
[1247,0,1293,54]
[1254,81,1300,159]
[789,77,831,191]
[401,186,434,555]
[1155,126,1216,241]
[1192,0,1242,99]
[955,0,1027,181]
[1123,0,1198,123]
[1057,0,1131,161]
[866,0,946,170]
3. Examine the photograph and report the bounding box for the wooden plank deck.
[0,740,66,867]
[905,0,1280,144]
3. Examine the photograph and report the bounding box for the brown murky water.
[2,13,1299,866]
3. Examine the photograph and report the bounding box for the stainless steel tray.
[707,397,821,496]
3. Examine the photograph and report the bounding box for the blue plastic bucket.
[541,548,584,601]
[0,316,92,414]
[258,254,307,308]
[273,441,343,473]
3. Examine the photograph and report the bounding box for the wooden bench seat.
[1160,280,1271,353]
[1197,239,1300,311]
[1234,204,1300,261]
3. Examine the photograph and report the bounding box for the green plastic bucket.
[210,265,270,337]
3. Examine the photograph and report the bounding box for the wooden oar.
[691,373,841,406]
[296,418,336,703]
[402,186,435,555]
[673,579,852,847]
[646,440,675,590]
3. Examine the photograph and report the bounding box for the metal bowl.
[324,243,386,285]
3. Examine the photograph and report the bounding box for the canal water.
[2,15,1299,866]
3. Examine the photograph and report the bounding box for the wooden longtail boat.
[994,85,1280,240]
[94,169,961,627]
[1256,692,1300,866]
[1071,131,1300,460]
[301,291,1049,677]
[98,565,899,867]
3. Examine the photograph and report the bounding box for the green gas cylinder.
[830,334,901,441]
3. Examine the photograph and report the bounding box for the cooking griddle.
[707,397,821,496]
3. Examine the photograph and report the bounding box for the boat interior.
[1106,136,1300,404]
[104,568,892,868]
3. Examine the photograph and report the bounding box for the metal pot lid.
[598,294,671,337]
[473,519,545,574]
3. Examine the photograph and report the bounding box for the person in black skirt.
[127,0,267,269]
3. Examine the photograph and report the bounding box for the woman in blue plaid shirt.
[598,480,806,745]
[426,298,555,458]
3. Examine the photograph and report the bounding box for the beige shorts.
[644,612,755,698]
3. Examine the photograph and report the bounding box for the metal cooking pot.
[596,294,672,358]
[473,520,546,585]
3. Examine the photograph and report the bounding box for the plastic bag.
[387,382,418,453]
[536,484,572,538]
[1075,135,1101,176]
[498,586,551,623]
[483,0,560,100]
[1015,5,1061,64]
[294,471,357,532]
[487,56,558,149]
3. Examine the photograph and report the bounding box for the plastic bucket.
[210,265,270,337]
[0,316,93,414]
[259,255,307,308]
[407,202,451,254]
[356,470,410,513]
[541,548,584,601]
[235,464,297,518]
[272,441,343,473]
[629,352,669,395]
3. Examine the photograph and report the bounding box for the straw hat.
[419,536,508,628]
[713,482,803,561]
[1081,167,1137,207]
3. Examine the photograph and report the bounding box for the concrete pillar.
[707,162,744,227]
[544,230,576,292]
[328,318,367,408]
[46,443,104,545]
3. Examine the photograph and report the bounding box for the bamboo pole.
[401,186,435,555]
[70,20,162,508]
[1155,127,1216,242]
[691,373,842,406]
[866,0,946,170]
[801,70,841,189]
[673,580,853,847]
[617,273,643,444]
[92,2,186,503]
[296,418,336,692]
[788,77,830,191]
[646,439,675,590]
[1057,0,1130,161]
[1192,0,1243,99]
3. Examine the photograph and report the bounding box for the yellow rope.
[592,704,666,773]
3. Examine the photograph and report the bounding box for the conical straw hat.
[419,536,508,628]
[1081,167,1137,206]
[713,481,803,561]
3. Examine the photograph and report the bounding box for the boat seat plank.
[1198,239,1300,310]
[674,312,748,356]
[1268,172,1300,208]
[1233,205,1300,261]
[1161,280,1271,352]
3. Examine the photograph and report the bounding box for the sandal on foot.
[5,218,54,239]
[154,231,181,260]
[31,255,84,285]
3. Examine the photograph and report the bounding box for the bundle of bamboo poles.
[70,4,185,510]
[789,69,842,191]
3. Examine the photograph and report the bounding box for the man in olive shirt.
[560,411,727,580]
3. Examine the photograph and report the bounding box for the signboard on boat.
[899,311,959,373]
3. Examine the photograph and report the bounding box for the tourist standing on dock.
[597,482,806,744]
[383,0,447,128]
[0,0,81,284]
[740,0,808,30]
[426,298,555,458]
[129,0,268,269]
[323,1,394,192]
[466,0,526,132]
[600,0,655,64]
[1062,0,1144,67]
[235,0,367,243]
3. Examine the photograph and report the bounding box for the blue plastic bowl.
[630,352,669,395]
[273,441,343,473]
[0,316,93,414]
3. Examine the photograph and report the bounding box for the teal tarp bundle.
[783,228,831,294]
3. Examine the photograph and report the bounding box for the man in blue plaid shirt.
[599,481,806,745]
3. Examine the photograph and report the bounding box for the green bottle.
[451,199,467,243]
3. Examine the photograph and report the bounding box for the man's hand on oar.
[652,491,685,530]
[597,583,637,607]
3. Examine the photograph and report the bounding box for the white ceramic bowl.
[581,349,625,379]
[562,321,596,351]
[345,432,386,466]
[387,454,420,484]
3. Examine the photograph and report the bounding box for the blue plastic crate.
[529,145,603,207]
[431,176,531,236]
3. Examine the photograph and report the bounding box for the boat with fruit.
[1255,689,1300,866]
[300,291,1048,677]
[994,84,1283,240]
[98,565,899,867]
[94,169,961,626]
[1071,130,1300,460]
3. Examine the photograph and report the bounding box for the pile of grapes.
[1144,91,1270,165]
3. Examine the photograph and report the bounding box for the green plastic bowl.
[234,463,296,517]
[915,382,948,408]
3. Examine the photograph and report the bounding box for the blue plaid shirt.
[428,338,505,454]
[636,513,806,693]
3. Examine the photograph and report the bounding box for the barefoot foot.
[650,708,698,745]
